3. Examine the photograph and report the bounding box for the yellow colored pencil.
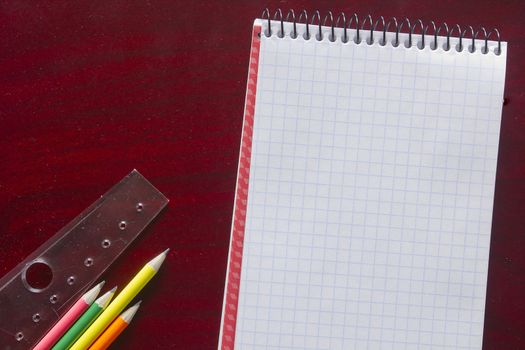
[70,249,169,350]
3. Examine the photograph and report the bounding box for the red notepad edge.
[218,23,262,350]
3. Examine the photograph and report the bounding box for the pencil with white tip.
[70,249,169,350]
[33,281,105,350]
[88,301,142,350]
[52,286,117,350]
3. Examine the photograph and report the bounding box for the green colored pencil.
[51,287,116,350]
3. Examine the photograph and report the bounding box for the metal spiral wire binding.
[286,9,297,38]
[298,10,310,40]
[261,9,502,55]
[323,11,335,42]
[335,13,347,43]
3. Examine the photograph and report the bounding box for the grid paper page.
[233,21,507,350]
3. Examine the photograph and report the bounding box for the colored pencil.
[52,287,117,350]
[32,281,105,350]
[88,301,141,350]
[70,249,169,350]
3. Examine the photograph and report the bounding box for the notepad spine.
[261,9,502,55]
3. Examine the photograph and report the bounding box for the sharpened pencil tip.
[96,286,117,308]
[147,249,169,272]
[83,280,106,304]
[120,300,142,323]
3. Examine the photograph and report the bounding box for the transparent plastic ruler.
[0,169,168,349]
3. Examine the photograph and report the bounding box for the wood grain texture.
[0,1,523,348]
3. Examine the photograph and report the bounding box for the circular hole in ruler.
[67,276,76,285]
[119,221,127,230]
[136,202,144,212]
[15,332,24,342]
[22,261,53,292]
[32,313,41,323]
[49,294,58,304]
[84,257,94,267]
[101,239,111,248]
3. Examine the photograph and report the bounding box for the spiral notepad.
[220,10,507,350]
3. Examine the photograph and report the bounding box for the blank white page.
[229,19,507,350]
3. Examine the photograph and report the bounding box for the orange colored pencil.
[88,301,141,350]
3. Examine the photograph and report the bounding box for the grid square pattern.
[234,22,507,350]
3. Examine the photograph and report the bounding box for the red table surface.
[1,0,524,349]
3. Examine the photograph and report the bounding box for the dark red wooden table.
[1,1,524,349]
